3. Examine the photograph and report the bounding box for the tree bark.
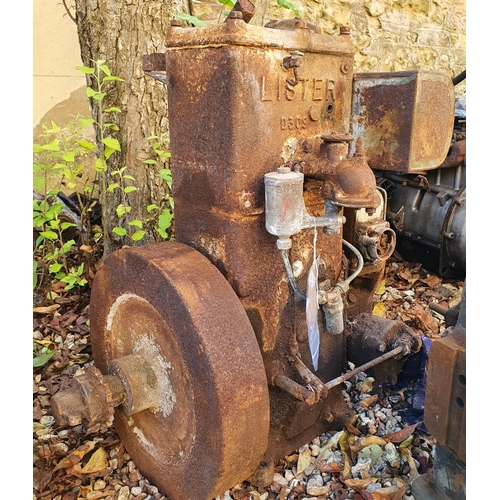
[74,0,190,254]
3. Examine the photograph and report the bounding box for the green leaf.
[175,13,206,26]
[100,64,111,76]
[75,65,95,74]
[102,75,125,82]
[95,157,107,173]
[40,230,58,240]
[78,117,95,128]
[124,186,137,194]
[49,263,64,274]
[217,0,236,6]
[86,87,97,98]
[116,204,131,217]
[143,159,157,165]
[123,175,135,181]
[103,123,120,131]
[277,0,301,16]
[77,140,95,151]
[104,107,122,113]
[158,210,174,229]
[112,227,127,236]
[107,183,119,192]
[62,239,76,252]
[131,230,146,242]
[147,204,159,212]
[129,220,143,228]
[34,176,46,193]
[33,347,54,368]
[41,139,60,151]
[61,222,77,230]
[62,151,76,162]
[102,137,121,152]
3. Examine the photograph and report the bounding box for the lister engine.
[52,7,461,500]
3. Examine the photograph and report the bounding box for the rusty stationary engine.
[51,4,465,500]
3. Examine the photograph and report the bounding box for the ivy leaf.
[124,186,137,194]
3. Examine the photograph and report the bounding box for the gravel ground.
[33,252,463,500]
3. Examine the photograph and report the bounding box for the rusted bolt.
[340,62,350,75]
[444,231,455,239]
[170,19,182,27]
[366,208,376,216]
[294,19,307,28]
[340,26,351,35]
[228,10,243,19]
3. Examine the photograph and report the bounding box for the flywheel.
[89,242,270,500]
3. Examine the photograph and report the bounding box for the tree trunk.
[74,0,190,255]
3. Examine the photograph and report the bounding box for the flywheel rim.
[90,242,270,500]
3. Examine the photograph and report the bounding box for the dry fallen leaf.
[357,394,379,408]
[372,302,386,317]
[345,422,362,436]
[33,304,61,314]
[422,275,441,287]
[81,447,109,474]
[383,423,419,443]
[400,448,419,483]
[343,478,378,491]
[296,447,311,475]
[53,440,98,472]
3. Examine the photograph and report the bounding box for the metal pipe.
[280,249,307,300]
[325,346,404,390]
[338,239,364,289]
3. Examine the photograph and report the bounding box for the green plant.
[143,133,175,241]
[33,341,54,368]
[75,59,124,254]
[33,116,99,294]
[276,0,301,17]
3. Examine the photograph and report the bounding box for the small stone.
[272,473,288,487]
[40,415,55,427]
[310,444,320,457]
[306,474,324,493]
[117,486,130,500]
[131,486,143,496]
[284,469,295,482]
[94,480,106,491]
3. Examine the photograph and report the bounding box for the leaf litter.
[33,251,463,500]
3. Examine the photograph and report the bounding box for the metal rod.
[325,345,404,390]
[274,375,316,405]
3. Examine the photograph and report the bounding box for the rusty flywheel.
[88,242,270,500]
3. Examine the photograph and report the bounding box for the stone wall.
[191,0,466,96]
[33,0,466,133]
